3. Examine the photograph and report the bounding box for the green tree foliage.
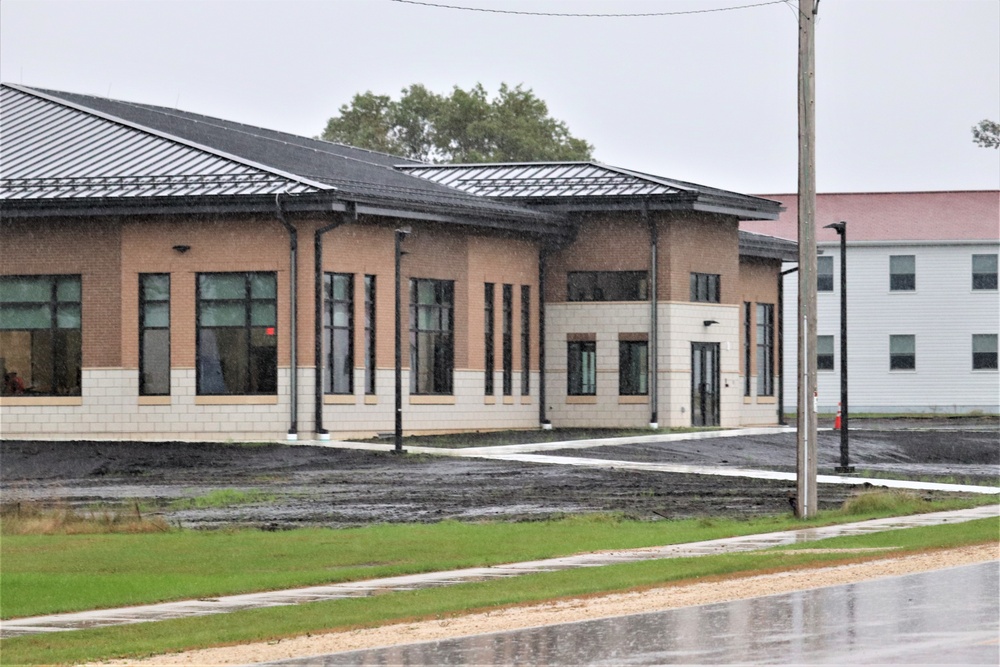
[322,83,594,163]
[971,119,1000,149]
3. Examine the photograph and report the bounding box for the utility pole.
[796,0,819,518]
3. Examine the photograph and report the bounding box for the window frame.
[484,282,495,395]
[619,339,648,396]
[521,285,531,396]
[567,340,597,396]
[324,272,354,395]
[195,271,278,396]
[972,334,998,370]
[0,274,82,397]
[889,255,916,291]
[756,303,774,396]
[972,254,998,291]
[889,334,916,371]
[364,275,376,395]
[409,278,454,395]
[502,284,513,396]
[817,335,835,371]
[743,301,752,396]
[690,272,721,303]
[817,255,834,292]
[139,273,170,396]
[567,271,649,302]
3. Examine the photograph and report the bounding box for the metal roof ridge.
[2,83,333,194]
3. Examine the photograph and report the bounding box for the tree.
[322,83,594,163]
[971,119,1000,149]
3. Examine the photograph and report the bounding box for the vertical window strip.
[410,278,454,395]
[139,273,170,396]
[568,340,596,396]
[364,275,376,395]
[756,303,774,396]
[817,256,834,292]
[743,302,752,396]
[325,273,354,394]
[484,283,494,395]
[618,340,648,396]
[521,285,530,396]
[502,284,513,396]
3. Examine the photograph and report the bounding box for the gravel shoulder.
[88,544,1000,666]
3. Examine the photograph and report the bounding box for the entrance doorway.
[691,342,720,426]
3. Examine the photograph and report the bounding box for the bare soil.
[2,419,996,529]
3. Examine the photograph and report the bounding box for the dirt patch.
[2,423,994,529]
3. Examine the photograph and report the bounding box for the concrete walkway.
[3,504,997,639]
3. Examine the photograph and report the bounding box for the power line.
[390,0,789,18]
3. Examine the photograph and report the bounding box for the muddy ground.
[1,419,997,529]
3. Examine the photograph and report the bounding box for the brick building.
[0,84,793,440]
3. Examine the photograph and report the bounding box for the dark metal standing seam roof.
[0,84,560,233]
[399,162,783,220]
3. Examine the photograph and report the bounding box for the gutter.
[275,193,299,440]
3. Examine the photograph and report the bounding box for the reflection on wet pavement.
[264,562,1000,666]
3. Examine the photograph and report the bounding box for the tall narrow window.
[502,284,513,396]
[364,275,376,395]
[568,340,596,396]
[484,283,494,395]
[889,334,916,370]
[410,278,454,395]
[972,334,998,370]
[619,339,648,396]
[972,254,998,290]
[817,335,835,371]
[521,285,531,396]
[817,256,834,292]
[690,273,721,303]
[889,255,915,291]
[197,272,277,395]
[0,275,82,396]
[139,274,170,396]
[756,303,774,396]
[743,301,752,396]
[324,273,353,394]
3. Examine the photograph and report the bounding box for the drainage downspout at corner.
[645,201,659,429]
[313,202,355,440]
[275,193,298,440]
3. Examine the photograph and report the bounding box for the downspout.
[539,244,551,429]
[275,193,298,440]
[313,202,356,440]
[645,201,659,429]
[779,265,799,426]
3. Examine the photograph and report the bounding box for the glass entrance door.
[691,342,720,426]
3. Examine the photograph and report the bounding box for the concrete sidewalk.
[3,504,997,639]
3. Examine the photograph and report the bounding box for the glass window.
[409,278,454,395]
[743,302,752,396]
[568,340,596,396]
[364,275,376,395]
[890,334,916,370]
[756,304,774,395]
[972,254,998,290]
[0,275,82,396]
[890,255,915,291]
[521,286,531,396]
[817,335,834,371]
[817,256,834,292]
[690,273,721,303]
[197,272,277,395]
[502,284,513,396]
[972,334,998,370]
[324,273,353,394]
[619,339,648,396]
[140,274,170,395]
[568,271,648,302]
[484,283,494,395]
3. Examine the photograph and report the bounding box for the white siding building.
[742,191,1000,415]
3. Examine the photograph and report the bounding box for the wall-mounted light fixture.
[172,244,191,254]
[703,319,718,327]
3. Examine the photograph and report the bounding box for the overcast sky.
[2,0,997,195]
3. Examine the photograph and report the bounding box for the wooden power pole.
[796,0,819,518]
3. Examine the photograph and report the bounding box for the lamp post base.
[835,466,856,474]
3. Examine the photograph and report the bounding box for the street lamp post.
[825,221,854,473]
[394,226,411,454]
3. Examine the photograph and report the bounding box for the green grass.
[3,516,996,666]
[365,426,723,448]
[168,488,277,510]
[2,493,992,619]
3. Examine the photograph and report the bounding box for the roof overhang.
[739,231,798,261]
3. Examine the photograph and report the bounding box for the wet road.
[263,561,999,666]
